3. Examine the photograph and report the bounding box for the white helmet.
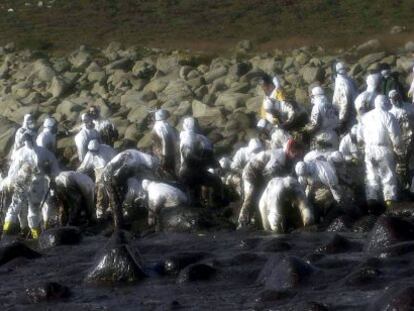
[311,86,325,97]
[81,113,92,123]
[23,113,35,129]
[366,74,381,90]
[155,109,169,121]
[374,94,390,111]
[335,62,346,74]
[295,161,307,177]
[182,117,197,132]
[87,139,100,152]
[141,179,151,192]
[247,138,263,153]
[43,117,56,128]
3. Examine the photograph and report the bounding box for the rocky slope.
[0,39,413,167]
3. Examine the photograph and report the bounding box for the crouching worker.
[141,179,188,228]
[295,159,343,221]
[52,171,95,226]
[258,176,314,233]
[238,139,302,229]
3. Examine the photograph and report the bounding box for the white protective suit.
[36,117,57,153]
[332,63,358,129]
[231,138,264,173]
[54,171,95,223]
[78,140,117,182]
[11,114,37,157]
[307,89,339,149]
[408,66,414,104]
[339,125,361,162]
[263,95,296,128]
[74,114,100,162]
[296,159,343,203]
[354,74,381,119]
[258,176,314,232]
[359,95,403,202]
[142,179,188,226]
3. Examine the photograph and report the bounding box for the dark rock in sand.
[259,238,292,252]
[326,216,352,232]
[365,216,414,252]
[162,252,209,275]
[315,234,357,254]
[177,263,217,284]
[39,226,82,249]
[352,215,378,233]
[257,289,296,302]
[368,286,414,311]
[26,282,70,303]
[342,266,381,286]
[158,206,233,232]
[85,230,146,284]
[0,241,41,266]
[377,241,414,258]
[258,256,316,290]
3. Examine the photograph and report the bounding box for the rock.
[192,100,223,119]
[204,66,228,83]
[0,241,41,266]
[356,39,381,54]
[162,252,209,275]
[396,56,413,72]
[259,239,292,253]
[236,40,253,53]
[177,263,217,284]
[365,216,414,252]
[342,265,381,287]
[377,241,414,258]
[315,234,355,254]
[295,88,308,104]
[358,52,386,69]
[132,61,156,79]
[39,227,82,249]
[0,117,18,158]
[215,92,249,111]
[106,57,133,72]
[29,59,56,82]
[173,100,192,117]
[159,80,194,103]
[352,215,377,233]
[229,62,252,77]
[48,76,68,98]
[85,230,146,284]
[258,256,316,290]
[404,41,414,53]
[26,282,70,303]
[368,286,414,311]
[300,66,324,84]
[326,216,352,232]
[390,25,406,34]
[69,49,92,70]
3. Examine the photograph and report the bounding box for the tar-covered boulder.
[0,241,41,266]
[26,282,71,303]
[176,263,217,284]
[85,230,146,284]
[39,226,82,249]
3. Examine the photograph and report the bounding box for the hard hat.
[219,157,231,170]
[21,132,33,143]
[295,161,307,177]
[311,86,325,97]
[87,139,100,152]
[263,98,274,111]
[155,109,169,121]
[256,119,268,129]
[248,138,263,153]
[81,113,92,123]
[182,117,197,132]
[141,179,150,191]
[388,89,398,99]
[43,117,56,128]
[335,62,346,73]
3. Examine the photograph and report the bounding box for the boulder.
[48,76,68,98]
[390,25,406,34]
[358,52,386,69]
[106,57,133,72]
[177,263,217,284]
[300,66,325,84]
[162,252,209,275]
[159,80,194,103]
[0,241,41,266]
[204,66,228,83]
[396,56,413,72]
[69,49,92,70]
[132,61,156,79]
[26,282,70,303]
[85,230,146,284]
[236,40,253,53]
[405,41,414,53]
[258,256,316,290]
[0,117,18,158]
[365,216,414,252]
[39,227,82,249]
[356,39,381,54]
[215,93,249,111]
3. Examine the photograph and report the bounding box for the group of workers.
[1,60,414,239]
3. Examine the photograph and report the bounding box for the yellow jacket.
[260,88,286,125]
